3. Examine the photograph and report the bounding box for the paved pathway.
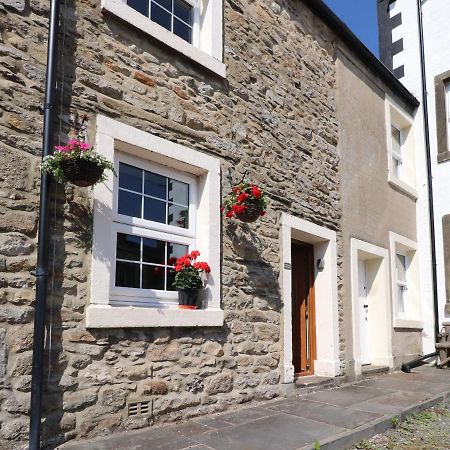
[60,366,450,450]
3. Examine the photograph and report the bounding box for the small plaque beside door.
[284,262,292,270]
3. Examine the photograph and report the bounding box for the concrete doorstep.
[59,366,450,450]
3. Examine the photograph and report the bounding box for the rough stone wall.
[0,0,341,448]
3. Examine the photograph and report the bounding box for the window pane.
[142,238,165,264]
[167,243,188,266]
[118,190,142,218]
[144,197,166,223]
[173,18,191,42]
[391,126,401,154]
[151,3,172,31]
[144,171,167,200]
[142,264,165,290]
[127,0,149,16]
[168,203,189,228]
[396,254,407,282]
[166,267,177,291]
[398,285,405,313]
[117,233,141,261]
[174,0,192,24]
[153,0,171,11]
[116,261,140,288]
[168,179,189,206]
[119,163,142,193]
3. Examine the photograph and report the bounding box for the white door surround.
[280,213,340,383]
[350,239,393,377]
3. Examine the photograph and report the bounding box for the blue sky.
[323,0,380,56]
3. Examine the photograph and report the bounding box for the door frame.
[280,213,340,383]
[291,241,316,377]
[350,238,393,377]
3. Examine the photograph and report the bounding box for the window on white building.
[445,82,450,151]
[87,115,223,328]
[101,0,225,77]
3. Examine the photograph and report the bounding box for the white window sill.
[86,304,224,328]
[393,318,424,329]
[388,176,418,200]
[101,0,226,78]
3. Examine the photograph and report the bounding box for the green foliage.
[391,416,400,428]
[41,143,115,185]
[313,441,321,450]
[173,267,203,289]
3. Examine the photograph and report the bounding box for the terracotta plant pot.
[177,288,201,310]
[60,157,104,187]
[235,202,264,223]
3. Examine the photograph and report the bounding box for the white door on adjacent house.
[359,260,370,366]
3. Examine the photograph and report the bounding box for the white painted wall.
[387,0,450,339]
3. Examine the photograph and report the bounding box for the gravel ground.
[351,403,450,449]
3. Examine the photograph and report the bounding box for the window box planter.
[177,288,201,310]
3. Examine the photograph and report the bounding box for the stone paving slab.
[59,367,450,450]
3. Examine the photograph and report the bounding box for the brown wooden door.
[292,241,316,376]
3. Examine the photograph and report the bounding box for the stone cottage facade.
[0,0,430,448]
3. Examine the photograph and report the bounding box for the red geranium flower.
[236,192,249,203]
[251,185,262,199]
[190,250,200,259]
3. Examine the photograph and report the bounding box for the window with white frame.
[389,232,422,329]
[127,0,195,44]
[395,252,408,317]
[112,157,196,305]
[391,125,403,179]
[101,0,225,77]
[445,82,450,151]
[385,99,417,198]
[87,115,223,328]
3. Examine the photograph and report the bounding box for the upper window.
[101,0,225,77]
[445,82,450,151]
[385,99,417,198]
[127,0,194,43]
[391,125,403,179]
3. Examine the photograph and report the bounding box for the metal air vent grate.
[128,400,151,417]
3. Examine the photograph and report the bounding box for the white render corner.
[280,213,340,382]
[101,0,226,78]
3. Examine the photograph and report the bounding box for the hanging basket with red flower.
[173,251,211,310]
[41,140,115,187]
[222,181,268,223]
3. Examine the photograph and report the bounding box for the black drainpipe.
[401,0,440,373]
[29,0,61,447]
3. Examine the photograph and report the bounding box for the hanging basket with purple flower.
[41,140,115,187]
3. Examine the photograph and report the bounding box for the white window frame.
[385,98,417,199]
[111,153,197,306]
[395,251,408,318]
[101,0,225,78]
[389,232,423,329]
[445,82,450,151]
[87,115,223,328]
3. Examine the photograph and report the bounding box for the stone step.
[281,375,340,397]
[361,365,390,378]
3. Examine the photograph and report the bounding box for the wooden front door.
[292,241,316,376]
